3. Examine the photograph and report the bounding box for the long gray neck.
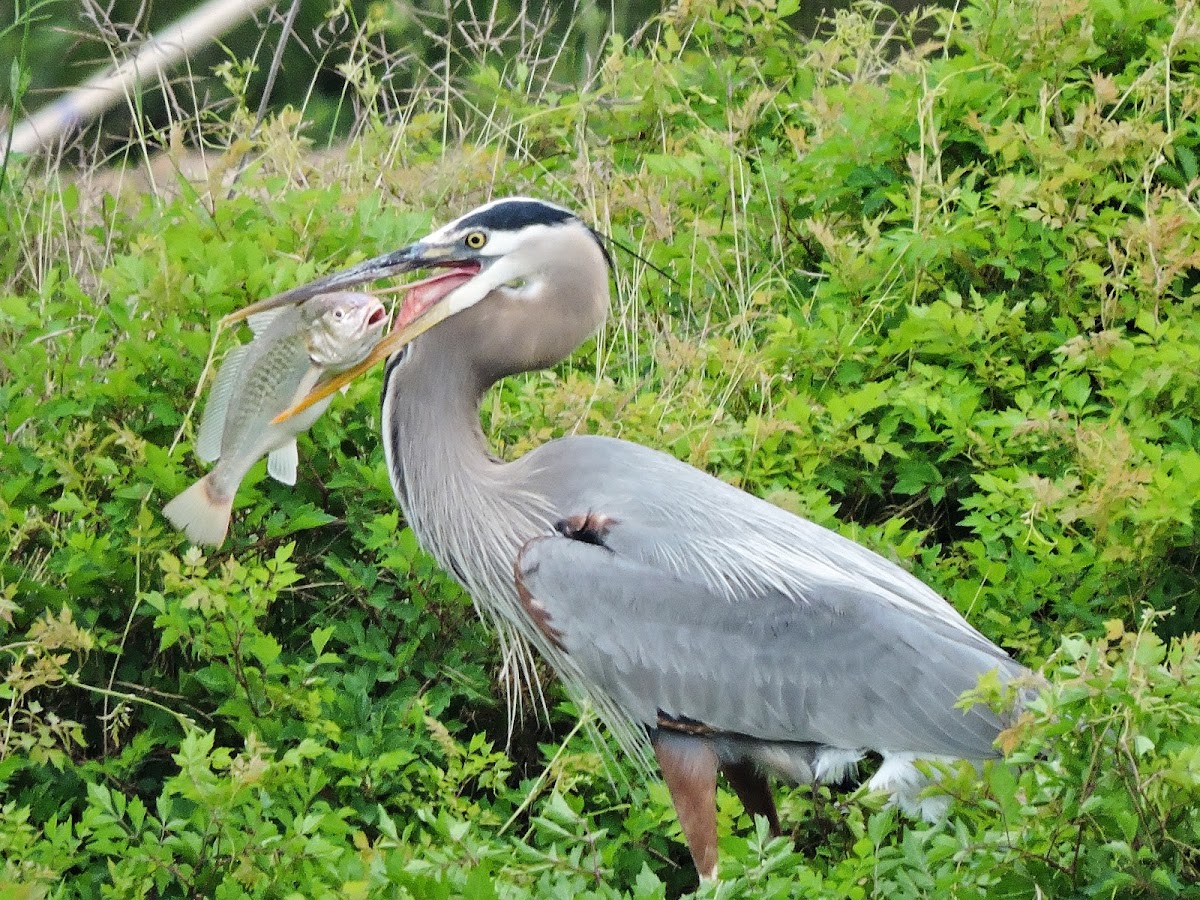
[379,324,555,597]
[380,327,493,509]
[380,310,619,738]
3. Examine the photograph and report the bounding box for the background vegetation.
[0,0,635,151]
[3,0,1200,896]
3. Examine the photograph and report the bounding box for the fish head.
[304,291,390,371]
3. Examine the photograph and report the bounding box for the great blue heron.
[234,197,1032,879]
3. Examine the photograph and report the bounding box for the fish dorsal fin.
[267,440,299,486]
[247,308,285,336]
[196,344,251,462]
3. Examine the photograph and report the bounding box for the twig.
[1,0,275,161]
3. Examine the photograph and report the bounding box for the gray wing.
[512,437,1028,759]
[517,527,1022,758]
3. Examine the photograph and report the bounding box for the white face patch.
[396,198,605,330]
[417,221,561,315]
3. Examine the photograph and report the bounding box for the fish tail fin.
[162,474,233,547]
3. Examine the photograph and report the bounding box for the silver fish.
[164,290,389,546]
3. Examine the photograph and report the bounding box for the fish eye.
[333,308,345,319]
[464,230,487,250]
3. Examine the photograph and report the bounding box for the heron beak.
[220,244,427,328]
[268,249,481,424]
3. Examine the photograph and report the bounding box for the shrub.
[2,0,1199,895]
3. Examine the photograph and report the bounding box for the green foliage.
[3,0,1200,895]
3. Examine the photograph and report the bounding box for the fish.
[163,290,389,546]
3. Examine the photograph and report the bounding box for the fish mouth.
[269,259,484,423]
[367,305,388,328]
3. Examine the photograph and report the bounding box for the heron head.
[252,197,612,421]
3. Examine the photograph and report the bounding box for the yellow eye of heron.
[464,230,487,249]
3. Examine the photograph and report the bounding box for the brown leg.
[652,731,720,880]
[722,760,781,836]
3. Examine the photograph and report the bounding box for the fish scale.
[214,310,316,465]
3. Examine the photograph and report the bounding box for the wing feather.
[517,525,1026,759]
[523,435,1013,653]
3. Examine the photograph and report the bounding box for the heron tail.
[163,474,233,547]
